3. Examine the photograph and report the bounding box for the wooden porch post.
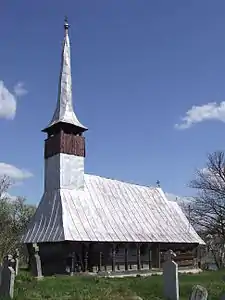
[148,244,152,270]
[137,243,141,270]
[103,247,107,272]
[125,244,128,271]
[70,251,75,276]
[158,243,161,269]
[197,245,201,268]
[98,251,103,272]
[151,243,160,268]
[82,243,89,272]
[104,261,107,272]
[84,250,88,272]
[88,243,94,272]
[112,244,116,272]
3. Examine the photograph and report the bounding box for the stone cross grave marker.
[13,248,19,276]
[0,263,2,287]
[189,285,208,300]
[32,243,43,280]
[0,255,16,299]
[163,249,179,300]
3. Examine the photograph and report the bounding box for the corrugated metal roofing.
[21,174,205,245]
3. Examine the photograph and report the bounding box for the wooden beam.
[88,243,94,272]
[70,252,75,276]
[98,251,103,272]
[125,244,128,271]
[82,243,89,272]
[148,244,152,270]
[112,244,116,272]
[158,243,161,269]
[151,243,160,268]
[137,243,141,270]
[197,245,201,268]
[84,251,88,272]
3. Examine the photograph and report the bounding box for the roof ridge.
[84,173,158,190]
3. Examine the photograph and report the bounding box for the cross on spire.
[64,16,69,30]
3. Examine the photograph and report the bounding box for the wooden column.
[158,243,161,269]
[98,252,103,272]
[104,262,107,272]
[112,244,116,272]
[152,243,160,268]
[125,244,128,271]
[148,244,152,270]
[84,251,88,272]
[197,245,201,268]
[103,246,107,272]
[82,243,89,272]
[88,243,94,272]
[70,252,75,276]
[137,243,141,270]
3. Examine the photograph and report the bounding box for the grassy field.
[12,270,225,300]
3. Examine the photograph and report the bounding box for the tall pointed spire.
[43,17,87,133]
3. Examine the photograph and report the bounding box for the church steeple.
[42,17,87,135]
[42,18,86,191]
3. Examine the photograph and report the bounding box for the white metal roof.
[21,174,205,245]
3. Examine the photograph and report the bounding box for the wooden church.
[21,18,205,276]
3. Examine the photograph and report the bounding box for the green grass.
[11,270,225,300]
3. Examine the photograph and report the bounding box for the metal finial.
[64,16,69,30]
[156,180,160,187]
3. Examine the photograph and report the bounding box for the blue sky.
[1,0,225,203]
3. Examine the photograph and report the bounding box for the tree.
[187,151,225,269]
[0,175,36,262]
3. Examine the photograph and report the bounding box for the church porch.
[27,241,201,277]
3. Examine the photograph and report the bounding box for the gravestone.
[163,249,179,300]
[13,248,19,276]
[31,243,43,280]
[190,285,208,300]
[0,263,3,287]
[193,258,198,269]
[4,255,15,269]
[0,255,16,299]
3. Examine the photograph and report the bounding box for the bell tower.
[42,17,88,192]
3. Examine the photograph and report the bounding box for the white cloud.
[175,101,225,129]
[0,162,33,181]
[199,167,223,185]
[201,167,210,175]
[0,81,16,119]
[1,192,18,202]
[13,82,28,97]
[0,81,27,120]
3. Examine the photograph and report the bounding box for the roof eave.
[42,120,88,133]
